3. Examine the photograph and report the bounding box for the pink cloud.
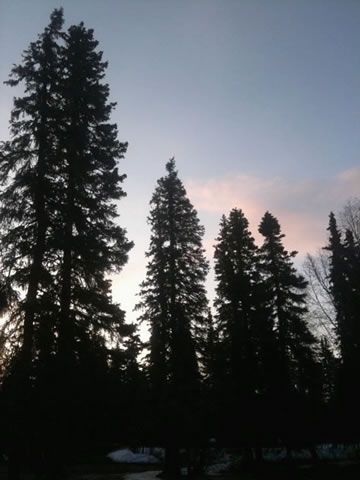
[186,168,360,257]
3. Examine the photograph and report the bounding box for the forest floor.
[1,461,360,480]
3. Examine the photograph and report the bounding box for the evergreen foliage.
[258,211,319,445]
[213,209,265,445]
[326,212,360,437]
[0,8,64,384]
[258,212,317,392]
[0,9,135,474]
[137,159,209,474]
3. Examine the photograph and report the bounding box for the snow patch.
[107,448,161,464]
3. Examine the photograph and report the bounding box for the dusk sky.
[1,0,359,327]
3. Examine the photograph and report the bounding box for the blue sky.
[1,0,359,326]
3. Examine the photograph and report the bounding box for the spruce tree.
[326,214,360,363]
[258,211,318,447]
[326,213,348,358]
[213,209,265,447]
[326,212,360,437]
[52,21,133,386]
[0,10,134,473]
[0,8,64,385]
[137,159,209,475]
[0,12,65,477]
[341,229,360,362]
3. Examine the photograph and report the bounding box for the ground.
[1,461,360,480]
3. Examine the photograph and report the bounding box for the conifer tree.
[326,212,360,437]
[258,212,316,388]
[137,159,209,475]
[0,12,65,477]
[326,213,348,357]
[0,8,64,385]
[213,209,265,446]
[53,20,133,379]
[0,10,134,473]
[258,211,318,447]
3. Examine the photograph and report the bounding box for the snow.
[317,443,360,460]
[107,448,161,464]
[107,443,360,473]
[263,444,360,462]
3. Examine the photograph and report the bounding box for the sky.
[0,0,360,329]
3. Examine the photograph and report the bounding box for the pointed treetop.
[326,212,342,249]
[48,8,64,32]
[328,212,338,232]
[166,157,176,175]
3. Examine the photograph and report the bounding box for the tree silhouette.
[258,211,318,449]
[326,212,360,438]
[0,10,134,476]
[0,8,64,387]
[137,159,209,476]
[213,209,265,450]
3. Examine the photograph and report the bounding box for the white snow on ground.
[107,448,161,464]
[107,443,360,476]
[317,443,360,460]
[263,444,360,462]
[206,444,360,472]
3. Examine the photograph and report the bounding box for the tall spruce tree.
[213,209,266,448]
[137,159,209,475]
[0,12,65,478]
[326,212,360,437]
[258,211,318,447]
[53,20,133,385]
[326,213,348,358]
[0,8,64,386]
[0,10,134,474]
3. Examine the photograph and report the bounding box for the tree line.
[0,9,359,479]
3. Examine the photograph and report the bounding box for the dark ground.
[1,461,360,480]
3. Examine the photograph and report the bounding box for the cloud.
[186,168,360,257]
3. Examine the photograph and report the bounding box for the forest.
[0,8,360,480]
